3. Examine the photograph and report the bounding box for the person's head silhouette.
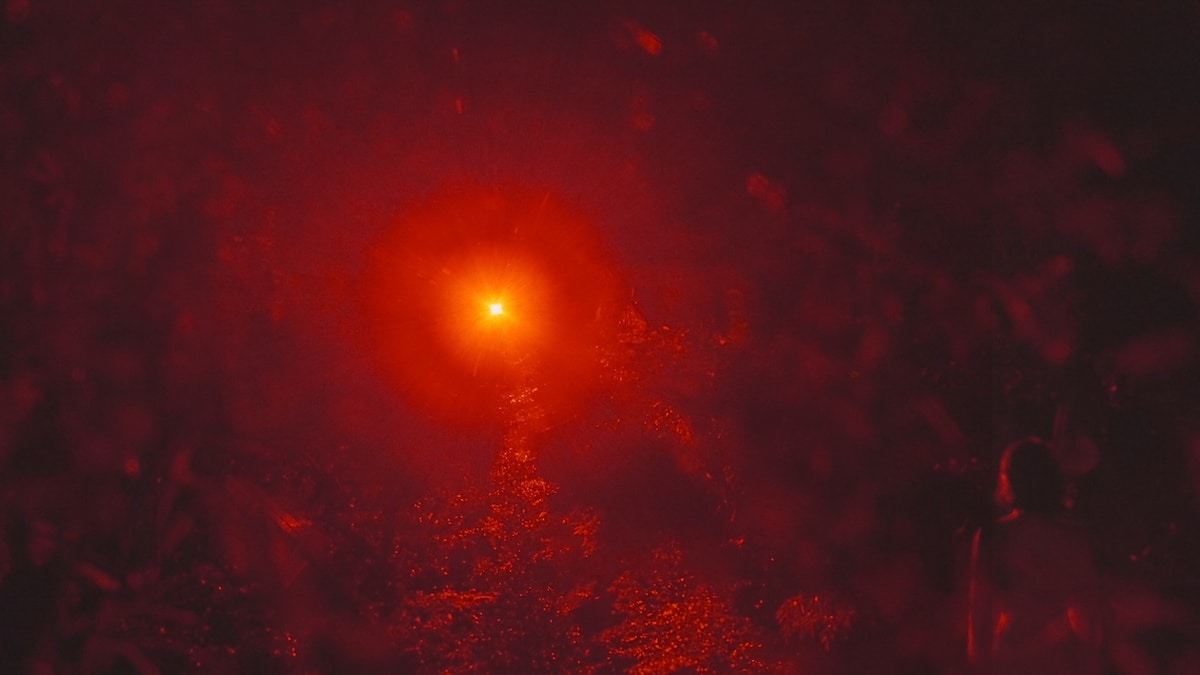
[994,437,1065,516]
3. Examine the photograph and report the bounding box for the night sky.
[3,1,1199,673]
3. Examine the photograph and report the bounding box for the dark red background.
[3,1,1199,672]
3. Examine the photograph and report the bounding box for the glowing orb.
[362,185,624,424]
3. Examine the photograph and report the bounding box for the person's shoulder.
[1002,511,1097,574]
[992,511,1088,553]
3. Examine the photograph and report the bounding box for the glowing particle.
[637,31,662,55]
[623,20,662,55]
[489,302,503,316]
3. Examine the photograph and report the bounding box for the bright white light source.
[489,302,504,316]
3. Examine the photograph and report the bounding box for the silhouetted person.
[967,438,1102,674]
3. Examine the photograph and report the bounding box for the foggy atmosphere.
[2,1,1199,673]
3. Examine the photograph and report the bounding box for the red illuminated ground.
[2,1,1200,673]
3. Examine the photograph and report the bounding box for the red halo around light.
[362,184,623,425]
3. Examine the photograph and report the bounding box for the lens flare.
[362,185,624,424]
[437,246,553,371]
